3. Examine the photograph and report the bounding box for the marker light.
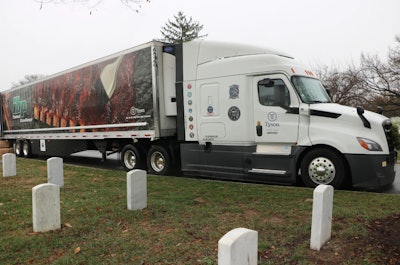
[357,137,382,151]
[305,70,315,76]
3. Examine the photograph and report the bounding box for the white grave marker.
[2,153,16,177]
[47,157,64,187]
[310,184,334,251]
[127,169,147,210]
[32,183,61,232]
[218,227,258,265]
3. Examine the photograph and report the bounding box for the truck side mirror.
[356,106,371,129]
[377,106,383,115]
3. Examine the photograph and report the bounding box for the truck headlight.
[357,137,382,151]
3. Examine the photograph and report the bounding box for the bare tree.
[316,64,371,108]
[314,34,400,116]
[12,74,46,88]
[361,35,400,115]
[35,0,150,12]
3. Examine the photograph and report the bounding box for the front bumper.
[345,151,397,189]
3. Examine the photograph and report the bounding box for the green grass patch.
[0,158,399,264]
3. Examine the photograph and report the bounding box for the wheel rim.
[150,151,165,173]
[23,143,29,156]
[308,156,336,185]
[123,150,136,169]
[15,142,22,156]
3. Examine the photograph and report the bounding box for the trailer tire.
[147,145,171,175]
[14,141,23,157]
[121,144,145,171]
[22,140,32,158]
[300,148,346,189]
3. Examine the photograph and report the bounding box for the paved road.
[67,150,123,170]
[381,164,400,194]
[64,151,400,194]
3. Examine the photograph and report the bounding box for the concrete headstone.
[47,157,64,187]
[218,227,258,265]
[127,169,147,210]
[2,153,16,177]
[310,184,334,251]
[32,183,61,232]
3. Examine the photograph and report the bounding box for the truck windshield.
[291,76,331,104]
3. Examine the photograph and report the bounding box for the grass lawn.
[1,158,399,264]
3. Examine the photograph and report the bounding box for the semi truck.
[0,40,396,189]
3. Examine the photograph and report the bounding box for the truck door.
[253,74,300,147]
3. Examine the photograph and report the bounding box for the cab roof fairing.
[193,39,294,65]
[195,53,305,80]
[181,40,296,81]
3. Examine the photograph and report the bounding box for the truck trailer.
[0,40,396,189]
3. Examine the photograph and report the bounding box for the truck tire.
[300,148,346,189]
[147,145,171,175]
[14,141,23,157]
[22,140,32,158]
[121,144,145,171]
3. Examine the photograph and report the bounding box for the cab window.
[258,79,290,107]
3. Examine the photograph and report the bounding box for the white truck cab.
[178,40,396,189]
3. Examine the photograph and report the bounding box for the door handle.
[256,121,262,136]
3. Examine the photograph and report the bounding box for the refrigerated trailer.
[1,40,396,189]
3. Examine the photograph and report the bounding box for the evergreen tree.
[160,11,207,44]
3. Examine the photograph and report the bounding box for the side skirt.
[180,143,303,184]
[30,139,88,157]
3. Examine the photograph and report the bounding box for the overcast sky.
[0,0,399,91]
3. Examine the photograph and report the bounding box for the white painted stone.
[2,153,16,177]
[127,169,147,210]
[310,184,334,251]
[47,157,64,187]
[218,227,258,265]
[32,183,61,232]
